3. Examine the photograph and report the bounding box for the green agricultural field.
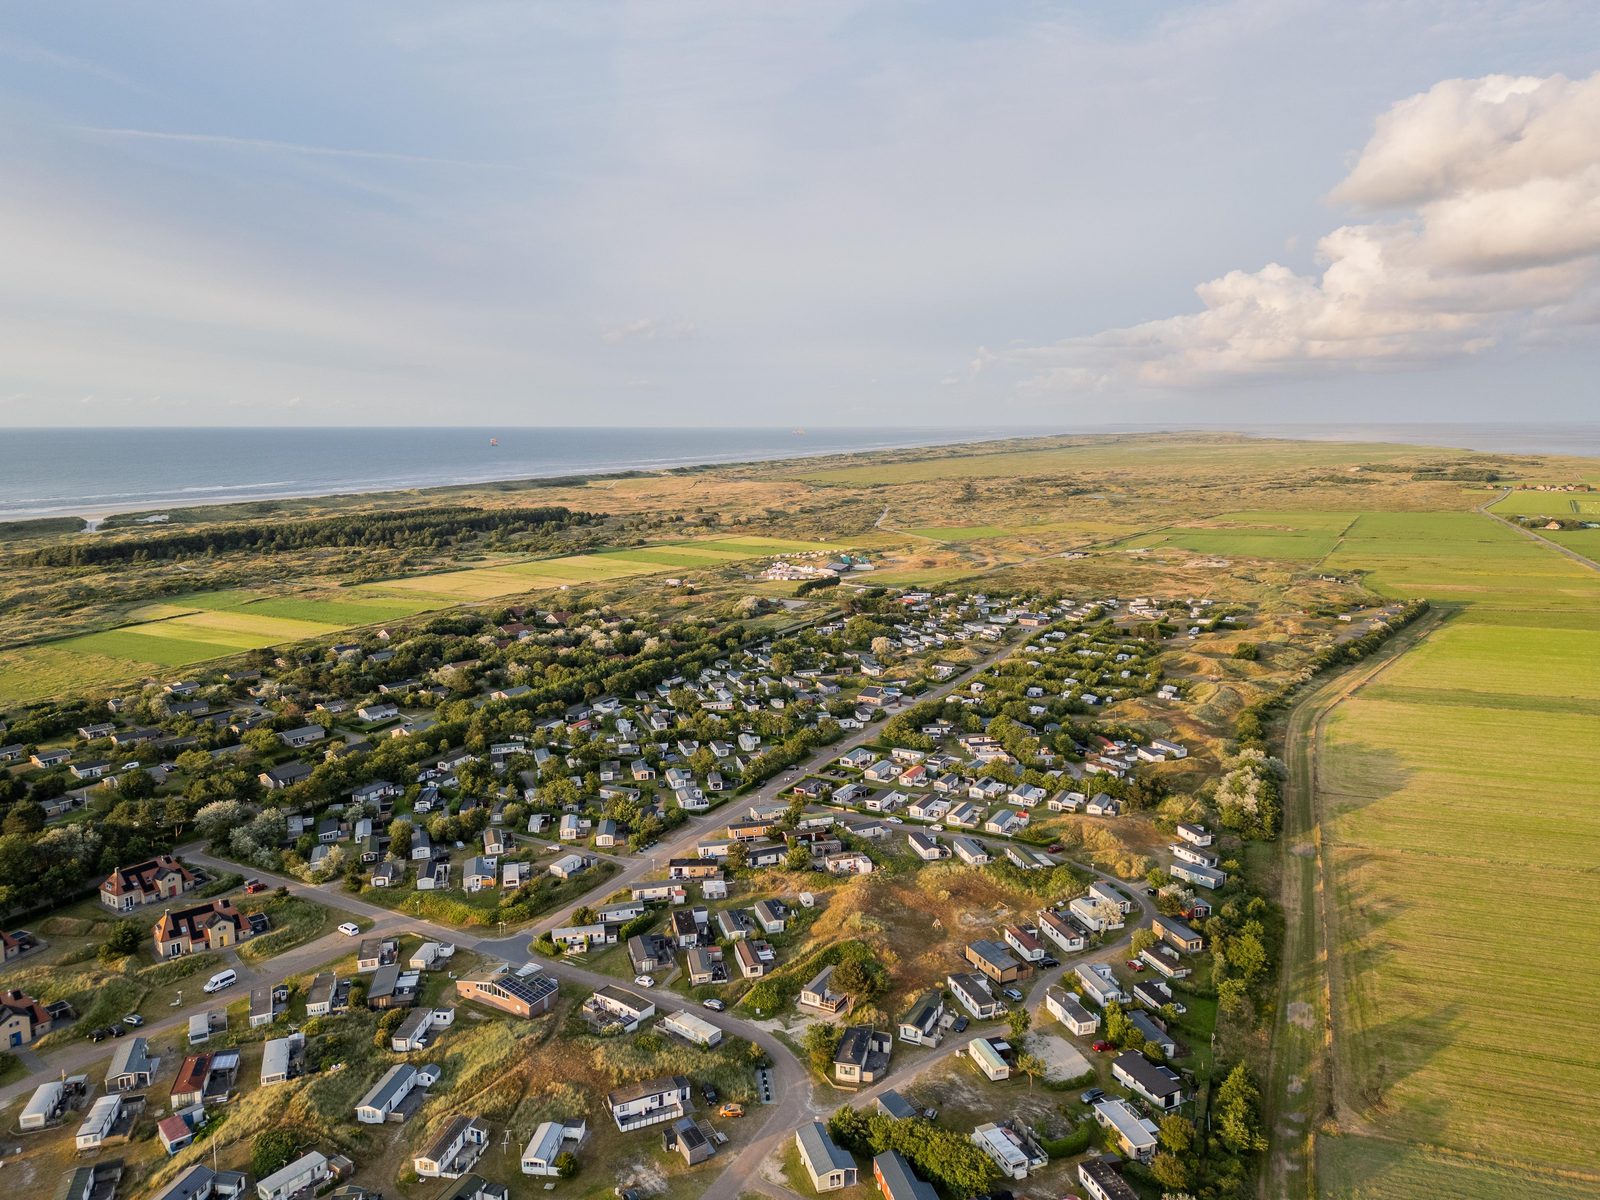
[53,627,242,667]
[1115,510,1356,561]
[0,643,153,707]
[1489,490,1600,516]
[1309,508,1600,1194]
[1319,1136,1600,1200]
[229,594,433,624]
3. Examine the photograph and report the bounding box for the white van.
[202,969,237,994]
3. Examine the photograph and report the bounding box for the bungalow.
[1128,1010,1180,1057]
[154,899,245,958]
[715,908,754,941]
[1088,880,1133,913]
[1112,1050,1187,1109]
[1175,822,1213,847]
[734,939,775,979]
[873,1150,939,1200]
[260,1033,303,1086]
[1045,986,1099,1036]
[606,1074,691,1132]
[965,939,1023,984]
[1037,908,1087,954]
[972,1122,1047,1180]
[839,747,876,770]
[257,1152,332,1200]
[106,1036,158,1091]
[967,1037,1011,1082]
[391,1007,453,1052]
[356,1064,420,1123]
[463,857,497,893]
[415,1115,490,1180]
[752,898,789,933]
[366,965,419,1011]
[1140,943,1193,980]
[660,1009,723,1047]
[1170,861,1227,890]
[100,855,197,911]
[897,991,945,1047]
[952,836,990,866]
[1002,924,1045,962]
[1084,793,1120,817]
[1069,895,1124,934]
[832,1025,892,1085]
[687,946,727,985]
[357,937,398,972]
[1074,962,1131,1008]
[585,986,656,1032]
[29,748,70,768]
[456,967,558,1018]
[985,809,1026,837]
[357,703,401,723]
[278,724,325,749]
[1093,1098,1160,1164]
[798,965,848,1015]
[946,972,1002,1020]
[259,761,313,790]
[548,853,594,880]
[75,1094,122,1151]
[946,801,983,828]
[1078,1158,1139,1200]
[1152,914,1204,953]
[906,831,948,861]
[795,1121,858,1193]
[628,934,676,975]
[520,1119,588,1176]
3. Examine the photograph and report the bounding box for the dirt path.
[1259,607,1447,1200]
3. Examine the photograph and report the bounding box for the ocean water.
[0,422,1594,520]
[0,425,1043,519]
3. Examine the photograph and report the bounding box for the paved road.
[2,626,1156,1198]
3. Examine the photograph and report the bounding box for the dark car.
[952,1016,969,1033]
[1081,1087,1106,1104]
[89,1027,111,1043]
[109,1023,126,1038]
[1039,955,1060,969]
[701,1084,718,1104]
[616,1190,641,1200]
[1145,887,1158,896]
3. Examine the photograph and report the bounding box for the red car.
[1047,843,1064,853]
[244,880,267,894]
[1092,1040,1114,1052]
[1126,959,1144,971]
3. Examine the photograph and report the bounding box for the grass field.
[1311,509,1600,1195]
[1488,490,1600,516]
[1112,510,1356,561]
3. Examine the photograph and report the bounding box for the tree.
[833,957,874,997]
[1215,1061,1268,1154]
[1007,1005,1032,1044]
[1129,927,1159,956]
[725,841,749,872]
[573,905,598,925]
[785,843,815,872]
[1150,1149,1190,1189]
[870,636,894,660]
[553,1151,578,1179]
[1014,1050,1046,1090]
[804,1022,842,1075]
[251,1129,300,1180]
[2,801,45,835]
[101,920,143,960]
[1158,1112,1195,1155]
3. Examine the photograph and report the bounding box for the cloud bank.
[1006,72,1600,392]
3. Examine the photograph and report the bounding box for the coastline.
[4,421,1597,526]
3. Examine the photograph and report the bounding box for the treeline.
[15,505,599,566]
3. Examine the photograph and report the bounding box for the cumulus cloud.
[1006,71,1600,392]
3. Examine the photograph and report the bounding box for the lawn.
[1310,508,1600,1191]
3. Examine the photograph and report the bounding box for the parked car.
[1145,887,1158,896]
[718,1103,744,1119]
[922,1106,938,1120]
[1047,843,1064,853]
[89,1027,111,1043]
[108,1023,126,1038]
[1002,987,1024,1002]
[951,1016,969,1033]
[1039,955,1060,969]
[244,879,267,894]
[634,975,655,988]
[1092,1040,1114,1053]
[337,922,361,936]
[702,998,726,1012]
[1080,1087,1105,1104]
[1126,960,1145,972]
[701,1084,718,1104]
[122,1013,144,1027]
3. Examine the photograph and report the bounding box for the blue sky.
[1,2,1596,427]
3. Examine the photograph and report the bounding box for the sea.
[0,422,1595,521]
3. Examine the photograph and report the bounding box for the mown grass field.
[1488,490,1600,516]
[1312,508,1600,1195]
[1111,510,1356,561]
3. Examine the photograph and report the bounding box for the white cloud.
[1004,71,1600,392]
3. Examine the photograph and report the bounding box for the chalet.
[967,1037,1011,1081]
[1093,1098,1159,1163]
[1152,914,1204,953]
[795,1121,858,1193]
[628,933,676,975]
[462,857,497,893]
[1175,822,1213,847]
[972,1121,1047,1179]
[520,1118,588,1177]
[947,972,1002,1020]
[952,836,990,866]
[897,991,945,1047]
[1045,985,1099,1035]
[100,856,197,911]
[278,724,325,749]
[965,939,1023,984]
[606,1075,691,1132]
[687,946,727,985]
[1002,924,1045,962]
[258,1153,332,1200]
[661,1009,723,1047]
[29,748,70,768]
[391,1007,453,1052]
[1170,861,1227,890]
[1074,962,1130,1007]
[106,1037,158,1091]
[873,1150,938,1200]
[259,761,313,790]
[1037,908,1087,954]
[907,831,948,861]
[1140,943,1193,979]
[356,1064,420,1123]
[357,937,398,972]
[832,1025,892,1085]
[1112,1050,1186,1109]
[585,986,656,1032]
[415,1115,489,1179]
[0,989,53,1046]
[798,965,848,1015]
[752,898,789,933]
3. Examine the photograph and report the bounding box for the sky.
[1,1,1597,428]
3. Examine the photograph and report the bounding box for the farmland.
[1302,507,1600,1196]
[1114,510,1357,561]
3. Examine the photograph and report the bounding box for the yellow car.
[718,1103,745,1119]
